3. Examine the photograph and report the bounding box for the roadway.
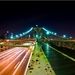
[41,43,75,75]
[0,46,34,75]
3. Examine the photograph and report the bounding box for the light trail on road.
[0,45,34,75]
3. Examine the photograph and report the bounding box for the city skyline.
[0,1,75,38]
[0,1,75,75]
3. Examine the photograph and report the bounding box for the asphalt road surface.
[0,46,33,75]
[42,43,75,75]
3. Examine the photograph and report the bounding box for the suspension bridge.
[0,26,75,75]
[0,27,75,50]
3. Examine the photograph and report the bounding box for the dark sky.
[0,1,75,38]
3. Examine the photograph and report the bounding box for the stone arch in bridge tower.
[31,27,44,39]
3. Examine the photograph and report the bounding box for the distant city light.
[6,39,9,42]
[29,35,30,38]
[7,31,9,33]
[63,35,66,38]
[10,33,13,39]
[70,36,72,39]
[10,36,13,39]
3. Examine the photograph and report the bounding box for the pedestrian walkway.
[26,43,56,75]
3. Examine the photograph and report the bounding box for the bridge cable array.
[10,27,33,39]
[42,27,70,40]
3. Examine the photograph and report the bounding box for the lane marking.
[24,46,34,75]
[14,61,20,69]
[24,52,32,75]
[26,44,56,75]
[0,50,26,75]
[40,46,56,75]
[12,50,30,75]
[44,43,75,62]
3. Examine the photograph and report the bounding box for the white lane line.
[51,47,75,62]
[24,46,34,75]
[12,50,29,75]
[24,52,32,75]
[0,50,26,75]
[0,50,22,66]
[40,47,56,75]
[45,43,75,62]
[14,61,20,69]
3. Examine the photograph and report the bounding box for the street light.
[10,36,13,39]
[16,35,19,38]
[20,34,22,36]
[54,33,57,35]
[46,31,50,35]
[63,35,66,38]
[23,33,25,35]
[36,35,38,38]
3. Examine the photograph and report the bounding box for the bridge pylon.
[31,27,44,39]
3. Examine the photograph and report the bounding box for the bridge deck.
[26,43,56,75]
[42,43,75,75]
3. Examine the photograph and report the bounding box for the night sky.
[0,1,75,38]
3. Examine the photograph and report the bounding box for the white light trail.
[0,49,23,66]
[0,50,26,75]
[24,52,32,75]
[12,50,29,75]
[0,47,19,56]
[14,61,20,69]
[0,48,20,59]
[24,46,34,75]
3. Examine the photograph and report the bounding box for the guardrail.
[0,38,36,42]
[0,44,34,47]
[49,40,75,50]
[49,39,75,43]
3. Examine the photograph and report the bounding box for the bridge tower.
[31,27,44,39]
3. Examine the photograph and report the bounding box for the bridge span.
[0,27,75,75]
